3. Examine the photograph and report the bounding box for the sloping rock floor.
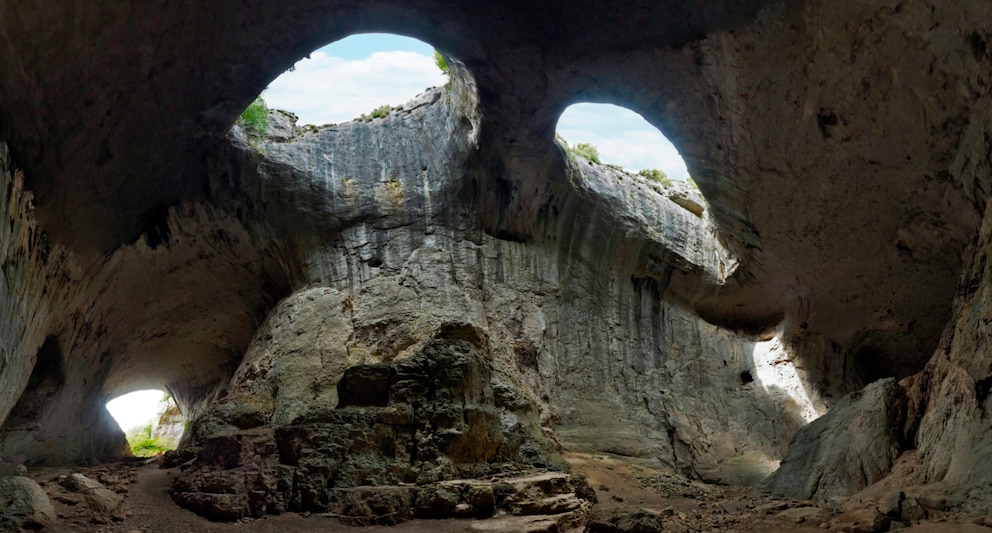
[7,452,991,532]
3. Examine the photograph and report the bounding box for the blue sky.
[262,34,690,180]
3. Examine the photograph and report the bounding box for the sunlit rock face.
[165,85,814,521]
[0,0,991,520]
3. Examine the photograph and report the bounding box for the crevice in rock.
[2,336,64,430]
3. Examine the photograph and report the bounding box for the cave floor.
[27,452,987,532]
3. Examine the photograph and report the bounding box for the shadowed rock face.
[1,0,992,521]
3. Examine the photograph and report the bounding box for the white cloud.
[556,104,690,180]
[263,50,447,126]
[260,41,689,181]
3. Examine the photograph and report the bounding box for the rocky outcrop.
[1,0,991,525]
[171,306,567,518]
[148,85,817,520]
[151,398,185,449]
[0,475,56,530]
[892,181,992,513]
[585,507,663,533]
[59,473,125,522]
[757,378,909,500]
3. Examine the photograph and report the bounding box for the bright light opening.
[751,336,824,423]
[261,33,448,126]
[556,103,690,181]
[106,390,183,457]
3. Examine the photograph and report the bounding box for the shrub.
[638,169,671,187]
[573,142,601,164]
[370,104,392,119]
[434,50,450,76]
[127,425,170,457]
[360,104,392,121]
[239,96,268,134]
[687,177,699,189]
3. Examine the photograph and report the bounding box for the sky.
[262,34,690,180]
[106,389,167,434]
[555,103,689,180]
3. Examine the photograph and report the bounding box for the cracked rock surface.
[1,0,992,525]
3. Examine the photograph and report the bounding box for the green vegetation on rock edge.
[239,96,268,134]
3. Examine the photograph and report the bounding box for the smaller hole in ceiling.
[556,103,690,182]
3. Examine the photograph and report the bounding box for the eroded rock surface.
[137,85,813,520]
[585,507,663,533]
[59,473,125,522]
[0,0,992,527]
[0,475,56,530]
[758,378,909,500]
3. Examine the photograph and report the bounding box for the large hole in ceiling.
[254,33,448,127]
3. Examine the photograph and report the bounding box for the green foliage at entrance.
[239,96,268,134]
[434,50,450,76]
[127,425,170,457]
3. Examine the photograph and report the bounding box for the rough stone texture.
[0,0,991,522]
[168,270,570,519]
[0,138,299,467]
[233,93,812,488]
[59,472,125,521]
[585,507,664,533]
[757,378,908,500]
[151,397,185,449]
[0,475,56,530]
[895,172,992,514]
[158,89,810,521]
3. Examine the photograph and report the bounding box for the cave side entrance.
[106,390,183,457]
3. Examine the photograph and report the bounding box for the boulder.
[59,472,125,522]
[757,378,908,500]
[584,507,663,533]
[0,476,56,530]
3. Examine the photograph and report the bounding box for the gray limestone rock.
[757,378,908,500]
[0,476,56,530]
[4,2,992,521]
[61,473,124,515]
[584,507,664,533]
[264,109,300,142]
[173,325,566,519]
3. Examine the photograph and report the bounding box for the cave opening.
[555,102,691,183]
[248,33,448,128]
[105,389,183,457]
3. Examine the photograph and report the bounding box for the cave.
[1,1,992,531]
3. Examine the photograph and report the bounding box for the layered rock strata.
[163,86,818,519]
[0,0,990,524]
[763,183,992,512]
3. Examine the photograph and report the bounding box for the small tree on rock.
[573,142,600,164]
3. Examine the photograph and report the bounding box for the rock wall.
[0,140,301,469]
[0,68,816,501]
[164,80,819,521]
[151,396,185,449]
[1,0,991,521]
[904,188,992,511]
[758,193,992,510]
[660,1,992,397]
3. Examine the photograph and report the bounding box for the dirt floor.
[27,451,992,532]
